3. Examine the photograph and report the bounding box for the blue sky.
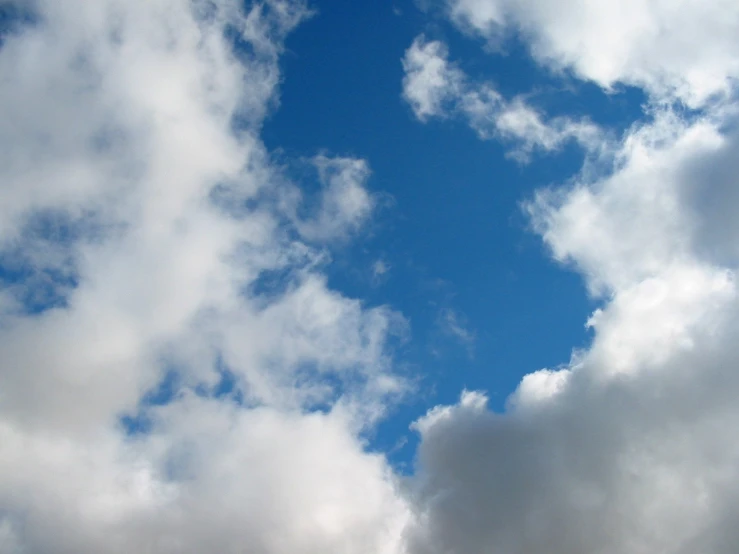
[3,1,739,553]
[261,0,644,460]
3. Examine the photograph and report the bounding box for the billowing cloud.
[402,36,602,160]
[406,108,739,553]
[401,2,739,552]
[0,1,410,552]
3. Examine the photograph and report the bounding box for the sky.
[2,0,739,553]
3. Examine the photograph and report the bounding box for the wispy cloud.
[371,258,391,286]
[437,307,475,355]
[402,36,603,161]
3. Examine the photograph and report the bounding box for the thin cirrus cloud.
[4,0,739,553]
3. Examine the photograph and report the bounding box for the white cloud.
[293,156,376,242]
[487,98,602,161]
[528,110,728,294]
[1,400,411,554]
[437,307,475,352]
[443,0,739,106]
[401,38,465,121]
[0,1,410,552]
[402,36,602,160]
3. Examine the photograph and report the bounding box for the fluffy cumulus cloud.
[0,1,410,552]
[402,36,602,160]
[401,2,739,554]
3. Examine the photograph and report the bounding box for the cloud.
[401,10,739,552]
[437,307,475,353]
[293,155,376,243]
[371,259,391,287]
[402,36,602,160]
[372,259,390,277]
[443,0,739,106]
[0,1,410,552]
[401,38,465,121]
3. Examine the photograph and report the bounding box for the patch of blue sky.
[0,2,38,47]
[193,357,245,405]
[257,1,648,466]
[0,263,76,314]
[120,359,246,436]
[0,211,85,315]
[119,369,181,435]
[247,264,301,299]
